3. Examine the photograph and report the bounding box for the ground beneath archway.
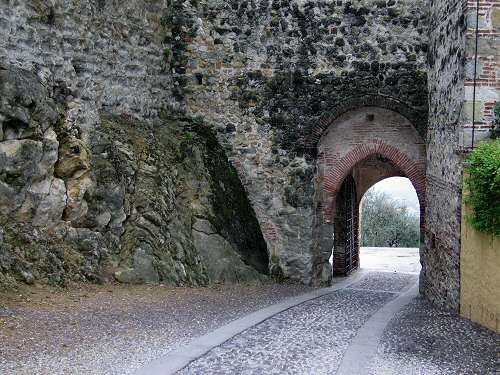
[1,251,497,375]
[177,271,497,375]
[360,247,421,274]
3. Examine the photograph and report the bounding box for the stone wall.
[425,0,499,312]
[0,1,269,287]
[184,0,429,283]
[0,1,177,136]
[462,0,500,144]
[424,0,466,311]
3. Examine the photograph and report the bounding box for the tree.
[360,190,420,248]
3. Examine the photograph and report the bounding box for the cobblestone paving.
[179,272,415,375]
[179,272,499,375]
[369,296,500,375]
[348,271,417,293]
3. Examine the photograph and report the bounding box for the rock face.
[0,65,269,287]
[0,0,476,310]
[192,219,265,283]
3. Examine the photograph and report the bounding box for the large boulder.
[192,219,265,283]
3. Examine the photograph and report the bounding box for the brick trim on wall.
[321,140,426,227]
[305,95,427,150]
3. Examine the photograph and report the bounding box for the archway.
[312,107,426,282]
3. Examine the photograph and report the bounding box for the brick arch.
[322,140,426,225]
[305,95,426,152]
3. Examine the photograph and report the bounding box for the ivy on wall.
[465,139,500,237]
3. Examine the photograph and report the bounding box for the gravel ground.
[369,296,500,375]
[2,257,498,375]
[179,272,416,375]
[0,281,313,375]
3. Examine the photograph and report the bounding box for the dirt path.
[0,281,313,375]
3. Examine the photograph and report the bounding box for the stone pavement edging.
[131,271,366,375]
[336,281,419,375]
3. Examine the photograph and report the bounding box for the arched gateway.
[311,107,426,281]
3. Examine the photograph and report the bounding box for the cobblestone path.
[177,272,499,375]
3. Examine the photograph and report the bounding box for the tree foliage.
[465,139,500,236]
[360,190,420,248]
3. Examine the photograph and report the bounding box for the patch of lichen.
[29,0,56,25]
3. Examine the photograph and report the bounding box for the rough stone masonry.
[183,0,429,286]
[0,0,486,312]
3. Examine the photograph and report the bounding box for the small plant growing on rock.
[184,131,194,141]
[465,139,500,236]
[163,47,172,63]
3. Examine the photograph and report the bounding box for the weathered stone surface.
[29,177,67,227]
[0,64,268,287]
[466,38,500,57]
[55,138,91,178]
[114,247,159,284]
[0,67,66,228]
[192,219,266,283]
[492,8,500,29]
[0,0,479,314]
[424,0,466,311]
[0,65,59,140]
[0,139,45,214]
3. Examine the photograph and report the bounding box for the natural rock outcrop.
[0,65,269,288]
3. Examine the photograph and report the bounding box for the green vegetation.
[360,190,420,248]
[465,139,500,236]
[491,102,500,139]
[162,47,172,63]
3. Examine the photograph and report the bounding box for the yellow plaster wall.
[460,200,500,333]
